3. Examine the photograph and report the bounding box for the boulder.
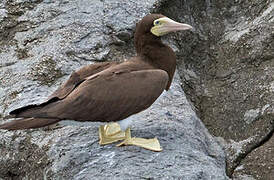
[157,0,274,178]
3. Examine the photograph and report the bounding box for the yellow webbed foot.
[116,128,162,152]
[99,123,126,145]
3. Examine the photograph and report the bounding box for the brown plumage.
[0,14,177,130]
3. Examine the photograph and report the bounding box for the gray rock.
[232,133,274,180]
[159,0,274,178]
[0,74,228,179]
[0,0,227,179]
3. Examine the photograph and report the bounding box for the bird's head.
[135,14,193,37]
[134,14,192,90]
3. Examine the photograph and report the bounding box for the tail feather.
[0,118,60,130]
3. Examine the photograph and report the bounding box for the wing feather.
[18,69,169,123]
[48,61,119,99]
[10,62,118,116]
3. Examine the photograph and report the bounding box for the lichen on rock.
[28,55,63,86]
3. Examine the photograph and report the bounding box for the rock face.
[155,0,273,179]
[0,73,228,179]
[0,0,228,180]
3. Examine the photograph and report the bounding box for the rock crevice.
[154,0,273,179]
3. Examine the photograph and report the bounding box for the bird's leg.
[116,128,162,152]
[99,123,126,145]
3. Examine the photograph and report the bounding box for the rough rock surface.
[231,134,274,180]
[0,73,228,179]
[155,0,274,179]
[0,0,228,179]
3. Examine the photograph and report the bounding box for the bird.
[0,14,192,151]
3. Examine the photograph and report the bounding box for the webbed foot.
[99,123,126,145]
[116,128,162,152]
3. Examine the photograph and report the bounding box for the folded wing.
[13,69,169,123]
[10,61,119,116]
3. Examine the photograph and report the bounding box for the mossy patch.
[15,48,31,60]
[8,90,22,101]
[29,56,63,86]
[0,131,53,179]
[0,0,43,45]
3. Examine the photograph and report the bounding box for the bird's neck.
[134,33,176,90]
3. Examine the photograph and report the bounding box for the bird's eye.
[155,21,160,25]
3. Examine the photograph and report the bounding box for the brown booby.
[0,14,192,151]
